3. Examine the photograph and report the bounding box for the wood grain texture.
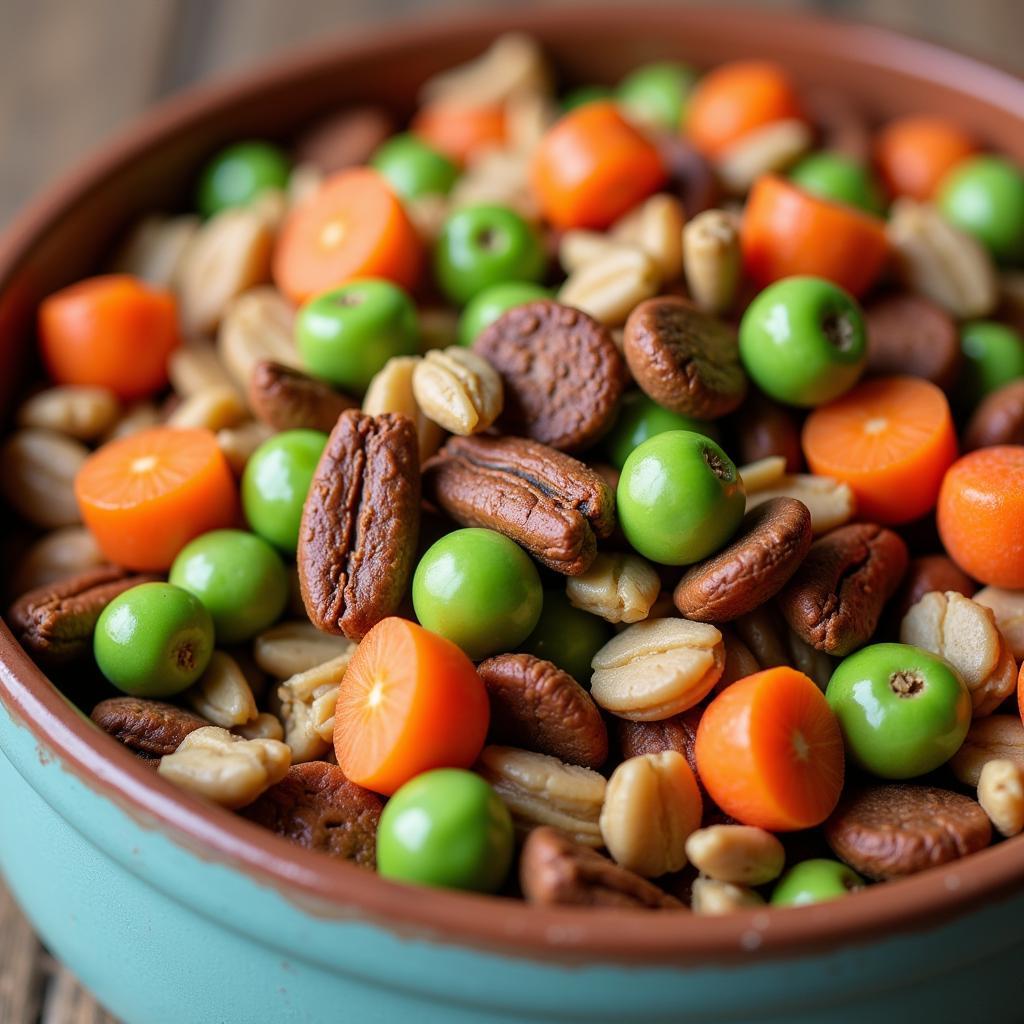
[0,1,1019,1020]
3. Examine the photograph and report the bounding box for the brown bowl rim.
[2,5,1024,969]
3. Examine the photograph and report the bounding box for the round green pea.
[296,279,419,393]
[197,141,290,217]
[937,155,1024,263]
[958,320,1024,408]
[370,133,459,201]
[617,431,745,566]
[457,281,551,346]
[788,152,883,215]
[412,528,543,660]
[562,85,615,111]
[771,859,864,907]
[377,769,513,892]
[739,276,867,407]
[169,529,289,644]
[617,61,698,131]
[242,429,328,554]
[605,391,719,470]
[434,204,546,306]
[94,582,214,698]
[520,589,612,684]
[826,643,971,779]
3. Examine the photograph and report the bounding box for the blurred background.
[0,0,1021,1021]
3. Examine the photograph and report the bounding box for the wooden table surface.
[0,0,1020,1020]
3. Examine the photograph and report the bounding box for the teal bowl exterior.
[2,9,1024,1023]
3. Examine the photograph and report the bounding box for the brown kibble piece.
[963,379,1024,451]
[864,293,961,391]
[298,410,420,640]
[825,784,991,880]
[731,392,803,473]
[889,554,976,625]
[474,300,628,452]
[674,498,812,622]
[91,697,209,757]
[519,826,683,909]
[293,106,394,174]
[653,134,720,218]
[249,360,356,433]
[477,653,608,769]
[616,706,703,783]
[779,523,908,656]
[240,761,383,868]
[424,434,615,576]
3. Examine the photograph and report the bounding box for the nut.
[900,591,1016,716]
[104,401,160,441]
[615,707,703,784]
[158,726,291,810]
[253,620,357,680]
[411,346,503,436]
[477,653,608,768]
[167,386,248,431]
[217,286,299,391]
[590,617,725,721]
[249,360,355,434]
[558,244,661,327]
[184,651,258,728]
[566,552,661,624]
[215,421,274,476]
[732,392,803,472]
[519,826,682,909]
[168,340,241,400]
[963,379,1024,451]
[715,118,813,194]
[424,434,616,576]
[449,149,539,223]
[684,825,785,885]
[17,387,120,441]
[690,876,766,915]
[887,198,998,319]
[293,106,394,175]
[91,697,208,757]
[1,428,88,528]
[476,745,606,846]
[363,355,445,463]
[611,194,685,282]
[558,230,624,275]
[864,293,961,392]
[405,193,451,245]
[977,759,1024,837]
[737,455,787,493]
[275,654,351,762]
[287,163,324,207]
[683,209,742,314]
[974,586,1024,662]
[505,89,557,155]
[656,135,720,219]
[890,555,976,626]
[233,712,285,742]
[178,208,274,334]
[744,472,855,535]
[10,527,103,598]
[599,751,702,877]
[298,411,421,640]
[110,214,200,288]
[950,715,1024,787]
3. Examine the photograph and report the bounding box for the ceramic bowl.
[2,8,1023,1023]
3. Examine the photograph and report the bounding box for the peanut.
[10,527,104,599]
[716,119,813,194]
[253,620,357,679]
[558,245,661,327]
[565,552,661,624]
[217,286,299,392]
[611,194,686,282]
[110,214,200,289]
[184,652,258,729]
[166,386,247,432]
[683,209,742,314]
[1,429,87,528]
[978,758,1024,837]
[973,586,1024,662]
[216,421,274,476]
[363,356,445,463]
[17,387,120,442]
[745,472,855,535]
[684,825,785,885]
[412,346,503,435]
[691,876,766,915]
[950,716,1024,787]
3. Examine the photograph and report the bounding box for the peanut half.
[565,552,661,624]
[684,825,785,886]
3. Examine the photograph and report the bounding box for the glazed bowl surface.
[2,8,1024,1023]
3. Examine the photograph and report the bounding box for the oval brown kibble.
[963,378,1024,451]
[888,553,976,625]
[91,697,209,758]
[673,497,812,623]
[249,360,356,434]
[653,134,720,218]
[730,391,803,472]
[825,784,992,880]
[293,105,395,174]
[474,300,627,452]
[477,653,608,769]
[615,706,704,786]
[623,296,747,421]
[240,761,383,868]
[864,293,961,392]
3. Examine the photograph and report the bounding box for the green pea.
[412,528,543,660]
[197,141,290,217]
[788,152,883,215]
[617,61,698,131]
[739,276,867,407]
[826,643,971,779]
[617,431,745,565]
[520,589,612,684]
[434,204,546,306]
[958,320,1024,408]
[771,859,864,907]
[94,582,214,698]
[457,281,551,346]
[169,529,289,645]
[605,391,719,470]
[242,429,328,554]
[562,85,615,112]
[370,133,459,201]
[296,279,419,393]
[937,155,1024,263]
[377,769,513,892]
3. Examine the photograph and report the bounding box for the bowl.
[2,8,1024,1023]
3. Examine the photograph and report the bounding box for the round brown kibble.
[474,300,627,452]
[825,783,992,881]
[864,293,961,392]
[888,553,976,625]
[91,697,209,757]
[674,497,812,623]
[963,378,1024,451]
[730,391,803,472]
[293,106,394,174]
[616,706,703,785]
